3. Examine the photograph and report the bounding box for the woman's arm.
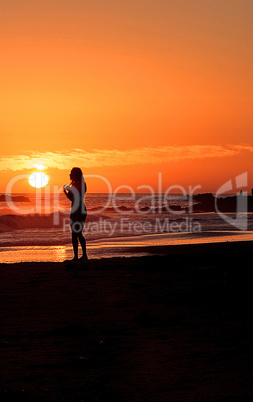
[63,185,73,201]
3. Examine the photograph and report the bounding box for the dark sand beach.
[0,241,253,401]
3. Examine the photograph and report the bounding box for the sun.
[29,171,49,188]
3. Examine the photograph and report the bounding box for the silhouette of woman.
[63,167,87,261]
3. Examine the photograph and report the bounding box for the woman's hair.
[70,167,83,183]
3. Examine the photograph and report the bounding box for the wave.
[88,205,184,213]
[0,205,187,233]
[0,213,58,232]
[0,194,31,202]
[0,211,107,233]
[88,205,137,212]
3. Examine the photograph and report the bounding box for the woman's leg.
[71,220,87,260]
[80,213,88,259]
[77,221,87,258]
[71,231,79,259]
[77,233,87,259]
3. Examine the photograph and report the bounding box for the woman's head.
[70,167,83,182]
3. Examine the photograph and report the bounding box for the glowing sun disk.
[29,172,49,188]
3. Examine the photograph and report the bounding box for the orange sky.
[0,0,252,193]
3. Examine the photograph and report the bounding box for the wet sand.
[0,241,253,401]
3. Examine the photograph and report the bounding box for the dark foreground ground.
[0,241,253,401]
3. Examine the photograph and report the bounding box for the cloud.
[0,144,246,172]
[229,144,253,153]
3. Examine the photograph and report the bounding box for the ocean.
[1,192,253,263]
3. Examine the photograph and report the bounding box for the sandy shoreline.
[0,241,253,401]
[2,230,253,264]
